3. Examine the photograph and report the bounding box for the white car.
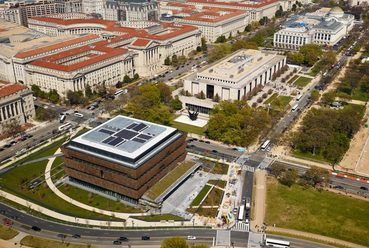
[187,236,196,240]
[74,113,84,117]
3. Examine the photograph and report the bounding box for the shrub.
[252,102,258,108]
[257,97,263,103]
[262,93,268,99]
[268,89,273,94]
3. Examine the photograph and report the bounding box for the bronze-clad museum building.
[61,116,187,202]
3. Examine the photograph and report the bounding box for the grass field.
[0,138,117,220]
[191,185,211,206]
[145,161,195,200]
[265,94,292,112]
[187,207,218,218]
[21,236,93,248]
[0,225,19,240]
[200,159,229,174]
[133,214,184,222]
[265,93,278,104]
[287,75,299,84]
[294,77,312,88]
[170,121,206,136]
[292,149,331,164]
[202,188,224,206]
[58,184,142,213]
[266,178,369,247]
[208,180,227,189]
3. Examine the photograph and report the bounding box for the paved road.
[0,202,249,246]
[267,234,334,248]
[272,160,369,196]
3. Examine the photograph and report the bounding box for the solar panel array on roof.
[99,129,115,135]
[132,123,147,132]
[116,129,139,139]
[102,136,115,144]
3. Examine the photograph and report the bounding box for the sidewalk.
[251,169,266,233]
[267,226,367,248]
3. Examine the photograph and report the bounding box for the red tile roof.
[15,34,100,59]
[131,38,151,47]
[0,84,28,98]
[186,0,278,8]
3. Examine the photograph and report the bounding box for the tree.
[96,83,107,97]
[259,17,269,26]
[198,91,205,99]
[172,55,178,66]
[299,44,323,66]
[3,119,22,137]
[270,163,286,178]
[310,90,320,102]
[196,46,202,52]
[164,56,171,65]
[169,96,183,110]
[157,82,172,104]
[66,90,86,105]
[292,3,297,11]
[35,107,57,121]
[279,168,298,187]
[302,166,329,187]
[288,52,304,65]
[123,75,131,84]
[213,93,220,102]
[321,91,335,105]
[48,90,60,104]
[178,55,187,65]
[85,84,93,98]
[161,237,188,248]
[275,6,283,18]
[133,73,140,81]
[244,24,252,32]
[215,35,226,43]
[201,37,207,51]
[208,43,232,63]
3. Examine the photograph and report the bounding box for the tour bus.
[237,205,245,221]
[58,122,72,132]
[296,94,302,101]
[59,114,66,123]
[265,238,290,248]
[114,89,127,98]
[260,140,271,151]
[291,104,299,112]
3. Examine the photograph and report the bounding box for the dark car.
[333,185,344,190]
[360,186,368,191]
[118,236,128,241]
[31,226,41,231]
[141,236,150,240]
[72,234,81,238]
[113,240,122,245]
[57,234,67,239]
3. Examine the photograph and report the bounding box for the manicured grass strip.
[187,207,218,218]
[0,225,19,240]
[208,180,227,189]
[133,214,184,222]
[170,121,206,135]
[265,93,278,104]
[202,188,224,206]
[200,159,229,175]
[287,75,299,84]
[294,77,312,88]
[0,138,118,220]
[266,178,369,247]
[58,184,142,213]
[146,161,195,200]
[292,149,331,164]
[21,236,92,248]
[191,185,211,206]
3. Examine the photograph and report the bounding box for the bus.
[237,205,245,221]
[260,140,271,151]
[291,104,299,112]
[58,122,72,132]
[59,114,66,123]
[114,89,127,98]
[296,94,302,101]
[265,238,290,248]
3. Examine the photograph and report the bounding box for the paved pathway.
[267,227,368,248]
[251,170,266,233]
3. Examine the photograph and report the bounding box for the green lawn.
[21,236,93,248]
[200,159,229,175]
[264,93,278,104]
[191,185,211,206]
[170,121,206,136]
[266,178,369,247]
[292,149,331,164]
[202,188,224,206]
[351,89,369,102]
[145,161,195,200]
[132,214,184,222]
[265,94,292,112]
[208,180,227,189]
[306,62,323,76]
[0,138,117,220]
[294,77,312,88]
[0,225,19,240]
[287,75,299,84]
[58,184,142,213]
[187,207,218,218]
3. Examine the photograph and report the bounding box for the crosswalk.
[243,165,255,173]
[232,221,250,232]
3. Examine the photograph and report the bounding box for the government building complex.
[61,116,187,203]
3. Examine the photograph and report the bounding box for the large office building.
[182,49,286,113]
[61,116,187,202]
[104,0,158,22]
[159,2,249,42]
[273,7,354,49]
[0,81,35,133]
